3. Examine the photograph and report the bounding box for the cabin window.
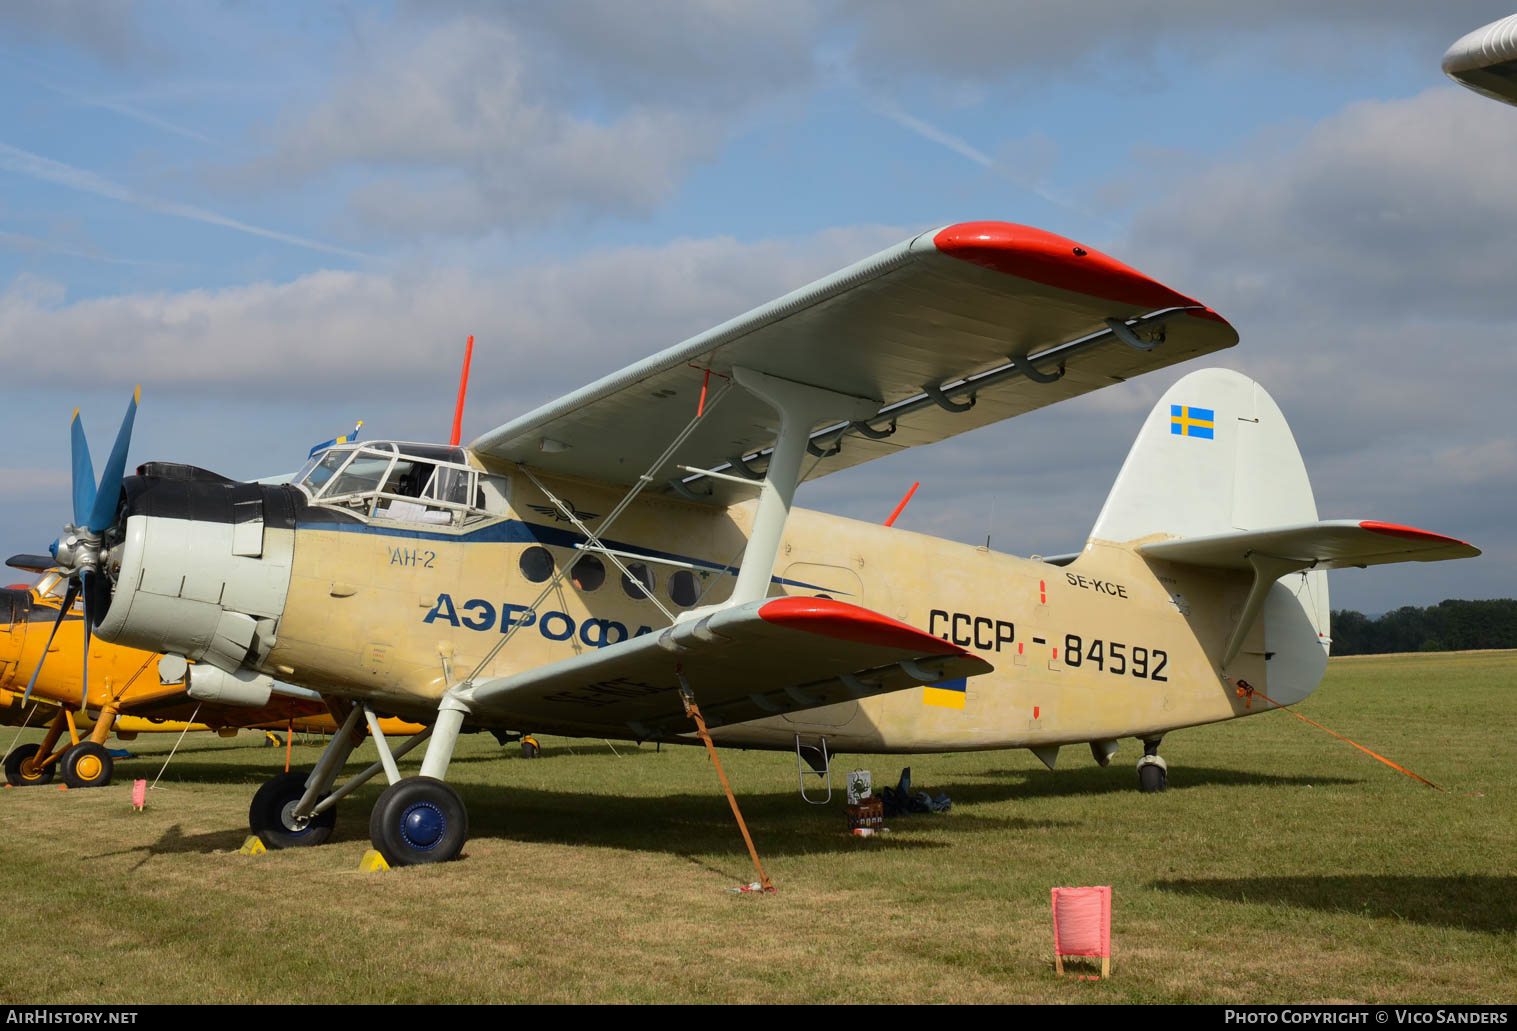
[669,570,700,607]
[572,555,605,592]
[520,547,554,583]
[621,563,655,600]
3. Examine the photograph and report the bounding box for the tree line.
[1330,599,1517,655]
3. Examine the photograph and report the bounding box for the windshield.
[296,441,494,528]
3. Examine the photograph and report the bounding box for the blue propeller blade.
[86,386,140,534]
[69,409,96,529]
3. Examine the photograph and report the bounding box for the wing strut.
[725,367,878,606]
[677,670,775,894]
[458,379,739,691]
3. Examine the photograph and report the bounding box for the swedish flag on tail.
[1170,404,1213,439]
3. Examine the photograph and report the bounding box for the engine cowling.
[94,464,298,674]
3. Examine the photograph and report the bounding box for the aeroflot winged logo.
[527,501,599,522]
[1170,404,1214,439]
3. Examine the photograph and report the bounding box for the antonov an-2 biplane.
[15,221,1478,866]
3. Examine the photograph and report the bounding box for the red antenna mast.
[883,481,920,527]
[449,335,474,446]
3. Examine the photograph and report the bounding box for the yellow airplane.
[0,571,420,787]
[22,221,1477,865]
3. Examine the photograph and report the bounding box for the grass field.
[0,650,1512,1005]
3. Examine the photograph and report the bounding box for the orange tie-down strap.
[1232,679,1444,792]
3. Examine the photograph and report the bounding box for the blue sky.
[2,1,1514,614]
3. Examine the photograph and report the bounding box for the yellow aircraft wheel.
[3,743,55,787]
[60,742,114,789]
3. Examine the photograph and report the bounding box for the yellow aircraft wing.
[457,597,993,739]
[470,221,1238,502]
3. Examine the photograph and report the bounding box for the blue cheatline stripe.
[294,516,844,594]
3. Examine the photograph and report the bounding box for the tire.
[369,777,468,866]
[1138,761,1167,793]
[249,770,336,849]
[4,743,53,787]
[60,741,114,788]
[521,738,540,759]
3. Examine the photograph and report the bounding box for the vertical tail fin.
[1091,368,1331,701]
[1090,367,1319,544]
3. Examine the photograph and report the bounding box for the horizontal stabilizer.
[1139,520,1480,571]
[458,597,993,739]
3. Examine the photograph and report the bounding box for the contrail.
[0,229,165,267]
[0,142,369,261]
[871,100,1117,229]
[31,76,215,145]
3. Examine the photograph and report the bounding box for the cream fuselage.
[263,462,1272,755]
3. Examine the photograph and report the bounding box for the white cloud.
[252,15,727,237]
[0,225,911,407]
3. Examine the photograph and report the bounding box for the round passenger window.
[572,555,605,592]
[669,570,700,607]
[519,546,554,583]
[621,563,655,600]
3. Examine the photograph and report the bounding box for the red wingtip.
[932,221,1203,313]
[759,596,975,656]
[1359,521,1472,547]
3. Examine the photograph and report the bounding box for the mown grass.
[0,651,1512,1004]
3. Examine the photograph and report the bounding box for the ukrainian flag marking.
[1170,404,1214,439]
[923,677,967,710]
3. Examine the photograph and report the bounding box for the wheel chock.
[238,835,268,856]
[359,849,390,872]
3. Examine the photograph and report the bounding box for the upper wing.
[456,597,993,740]
[1138,520,1480,570]
[471,221,1237,502]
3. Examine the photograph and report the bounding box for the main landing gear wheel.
[369,776,468,867]
[4,743,53,786]
[1137,738,1167,793]
[59,741,113,788]
[249,770,336,849]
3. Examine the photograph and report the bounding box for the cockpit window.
[296,441,501,529]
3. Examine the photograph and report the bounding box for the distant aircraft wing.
[471,221,1237,503]
[1138,520,1480,570]
[457,597,993,739]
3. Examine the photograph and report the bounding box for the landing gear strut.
[1136,737,1167,793]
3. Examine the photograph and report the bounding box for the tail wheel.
[4,743,54,787]
[1137,759,1167,793]
[60,741,114,788]
[521,737,540,759]
[369,777,468,867]
[249,770,336,849]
